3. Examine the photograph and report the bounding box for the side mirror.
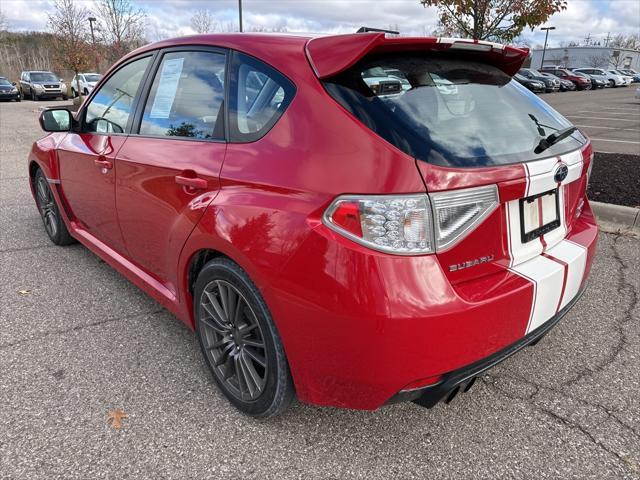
[39,108,73,132]
[11,82,16,86]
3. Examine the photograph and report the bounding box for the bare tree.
[609,34,640,51]
[0,10,8,30]
[48,0,94,100]
[96,0,146,62]
[585,53,608,69]
[191,8,214,34]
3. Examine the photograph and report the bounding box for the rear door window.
[324,53,586,167]
[228,52,295,142]
[139,50,226,140]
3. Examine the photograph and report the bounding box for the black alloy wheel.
[34,169,74,245]
[195,258,295,417]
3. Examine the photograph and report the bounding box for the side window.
[84,56,150,134]
[229,52,295,142]
[139,51,226,140]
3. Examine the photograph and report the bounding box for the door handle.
[94,157,113,170]
[175,175,208,190]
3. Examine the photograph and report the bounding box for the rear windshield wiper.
[534,126,577,154]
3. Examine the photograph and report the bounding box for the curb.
[591,201,640,236]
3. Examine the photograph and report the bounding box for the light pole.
[540,26,556,69]
[88,16,98,73]
[238,0,243,32]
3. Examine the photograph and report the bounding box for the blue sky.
[2,0,639,47]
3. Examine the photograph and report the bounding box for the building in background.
[530,46,640,71]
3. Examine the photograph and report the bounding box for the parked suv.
[572,68,625,87]
[540,67,591,90]
[19,71,68,100]
[30,34,597,417]
[518,68,560,92]
[71,73,102,97]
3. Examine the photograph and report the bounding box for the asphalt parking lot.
[543,86,640,155]
[1,98,639,479]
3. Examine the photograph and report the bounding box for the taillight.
[323,194,434,254]
[430,185,499,250]
[323,185,500,255]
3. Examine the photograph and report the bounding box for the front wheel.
[609,79,616,88]
[194,258,295,417]
[34,169,75,246]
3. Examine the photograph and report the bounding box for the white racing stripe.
[509,239,587,334]
[505,150,587,334]
[510,255,564,333]
[547,240,587,311]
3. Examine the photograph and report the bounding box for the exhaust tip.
[463,377,476,393]
[445,386,460,404]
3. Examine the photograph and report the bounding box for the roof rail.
[356,26,400,35]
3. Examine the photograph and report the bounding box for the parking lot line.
[567,115,638,122]
[579,110,640,116]
[598,106,640,111]
[574,125,639,132]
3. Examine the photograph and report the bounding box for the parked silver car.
[572,68,625,87]
[19,71,67,100]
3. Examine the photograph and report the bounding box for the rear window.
[323,53,586,167]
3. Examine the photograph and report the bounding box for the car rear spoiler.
[305,33,529,79]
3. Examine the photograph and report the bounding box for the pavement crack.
[560,234,638,388]
[0,244,58,253]
[483,374,638,473]
[0,309,164,350]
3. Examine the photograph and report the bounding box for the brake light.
[324,185,500,255]
[323,194,434,254]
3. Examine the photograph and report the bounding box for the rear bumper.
[389,285,585,407]
[270,201,598,410]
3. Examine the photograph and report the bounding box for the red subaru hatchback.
[30,33,597,417]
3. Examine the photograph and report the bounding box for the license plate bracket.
[519,189,560,243]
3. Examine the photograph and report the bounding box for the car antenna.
[356,26,400,35]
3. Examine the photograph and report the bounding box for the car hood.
[0,85,14,91]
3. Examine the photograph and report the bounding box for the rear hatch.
[311,33,592,284]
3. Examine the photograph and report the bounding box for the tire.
[194,258,295,417]
[32,89,39,101]
[34,169,75,246]
[15,95,21,102]
[71,88,77,98]
[62,94,68,101]
[609,79,615,88]
[83,88,89,96]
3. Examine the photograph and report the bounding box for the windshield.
[30,72,59,83]
[323,54,586,167]
[84,74,101,83]
[0,78,11,86]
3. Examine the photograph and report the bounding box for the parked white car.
[572,68,626,87]
[608,70,633,85]
[70,73,102,97]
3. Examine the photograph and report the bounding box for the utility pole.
[583,33,591,46]
[604,32,611,47]
[238,0,243,32]
[540,26,556,69]
[88,16,98,73]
